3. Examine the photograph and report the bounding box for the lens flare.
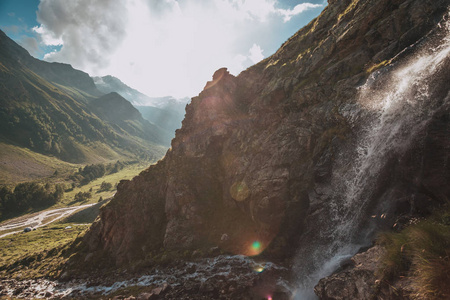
[249,240,263,255]
[252,240,261,251]
[230,181,250,201]
[251,262,266,273]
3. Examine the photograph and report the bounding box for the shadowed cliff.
[83,0,449,273]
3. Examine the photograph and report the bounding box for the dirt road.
[0,203,95,238]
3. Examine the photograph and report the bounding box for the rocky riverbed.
[0,255,291,299]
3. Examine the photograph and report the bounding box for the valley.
[0,0,449,299]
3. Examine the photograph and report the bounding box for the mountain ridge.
[0,30,167,183]
[92,75,187,142]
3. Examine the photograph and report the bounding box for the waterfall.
[293,14,450,299]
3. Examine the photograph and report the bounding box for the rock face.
[84,0,450,281]
[314,245,385,299]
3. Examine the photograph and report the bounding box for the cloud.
[35,0,129,72]
[32,25,62,46]
[248,44,264,64]
[278,3,323,22]
[34,0,323,97]
[8,12,15,17]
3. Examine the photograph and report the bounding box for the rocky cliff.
[84,0,449,292]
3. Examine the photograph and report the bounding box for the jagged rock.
[82,2,450,290]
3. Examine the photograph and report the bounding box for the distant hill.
[90,92,170,145]
[136,105,184,141]
[0,30,166,184]
[93,75,189,107]
[92,75,188,139]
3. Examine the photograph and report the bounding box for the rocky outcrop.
[314,245,385,299]
[84,0,450,276]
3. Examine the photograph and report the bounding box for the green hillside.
[0,30,166,185]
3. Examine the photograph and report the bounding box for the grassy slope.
[59,161,151,207]
[0,162,151,279]
[0,223,89,279]
[0,137,147,187]
[1,33,167,186]
[0,140,79,186]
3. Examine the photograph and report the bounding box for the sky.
[0,0,326,98]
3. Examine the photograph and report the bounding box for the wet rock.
[183,279,198,292]
[199,279,215,293]
[183,264,195,275]
[314,245,385,299]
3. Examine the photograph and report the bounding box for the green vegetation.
[60,161,149,207]
[377,204,450,299]
[0,139,80,186]
[0,160,149,221]
[99,181,113,192]
[0,224,89,279]
[73,191,91,202]
[0,32,167,182]
[69,161,125,186]
[0,183,64,220]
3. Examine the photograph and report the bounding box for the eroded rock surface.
[83,0,450,275]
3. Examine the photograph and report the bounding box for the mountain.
[93,75,153,106]
[136,105,185,140]
[0,31,100,99]
[93,75,187,139]
[89,92,169,146]
[93,75,189,108]
[0,30,167,183]
[82,0,449,298]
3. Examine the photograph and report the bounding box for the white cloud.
[278,3,323,22]
[34,0,323,98]
[35,0,129,72]
[248,44,264,64]
[32,25,62,46]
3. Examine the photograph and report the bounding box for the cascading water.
[293,13,450,299]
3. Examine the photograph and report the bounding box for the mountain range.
[0,30,170,184]
[93,75,188,142]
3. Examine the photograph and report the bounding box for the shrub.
[0,183,64,219]
[74,191,91,202]
[99,181,112,192]
[377,205,450,299]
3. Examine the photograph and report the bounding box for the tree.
[74,191,91,202]
[99,181,112,192]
